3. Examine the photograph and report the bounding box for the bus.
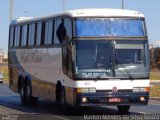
[8,9,150,113]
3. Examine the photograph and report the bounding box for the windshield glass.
[74,40,149,79]
[75,40,113,78]
[115,40,149,78]
[75,18,145,37]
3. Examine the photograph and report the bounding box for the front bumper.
[76,92,149,106]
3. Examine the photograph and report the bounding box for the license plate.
[109,98,121,102]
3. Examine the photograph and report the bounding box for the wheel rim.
[20,86,24,98]
[26,85,31,98]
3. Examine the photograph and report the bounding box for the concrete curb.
[150,97,160,101]
[150,80,160,82]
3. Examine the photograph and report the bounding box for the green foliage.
[0,64,9,82]
[150,47,160,70]
[150,71,160,80]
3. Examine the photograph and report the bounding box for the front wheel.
[56,86,68,112]
[117,105,130,114]
[56,86,66,105]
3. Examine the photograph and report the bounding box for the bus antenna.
[122,0,124,9]
[59,0,68,12]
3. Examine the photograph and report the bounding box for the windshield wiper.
[117,63,134,80]
[115,59,134,81]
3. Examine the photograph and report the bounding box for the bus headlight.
[133,87,149,92]
[133,87,139,92]
[88,88,96,93]
[77,88,96,93]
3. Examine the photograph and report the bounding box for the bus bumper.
[76,92,149,106]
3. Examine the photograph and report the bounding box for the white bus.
[8,9,150,113]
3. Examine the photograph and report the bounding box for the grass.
[150,85,160,98]
[150,70,160,80]
[0,64,9,82]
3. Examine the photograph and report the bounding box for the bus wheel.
[26,81,38,106]
[56,84,66,106]
[20,81,27,104]
[117,105,130,114]
[59,87,68,112]
[60,87,66,105]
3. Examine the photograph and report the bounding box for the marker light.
[133,87,149,92]
[140,96,145,101]
[82,97,88,103]
[77,88,96,93]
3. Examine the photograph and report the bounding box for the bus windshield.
[74,40,149,79]
[75,18,145,37]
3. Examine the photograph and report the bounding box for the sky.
[0,0,160,50]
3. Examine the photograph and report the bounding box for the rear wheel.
[117,105,130,114]
[20,80,27,104]
[26,81,38,106]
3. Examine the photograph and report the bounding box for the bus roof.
[10,8,145,25]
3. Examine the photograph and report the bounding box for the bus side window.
[55,19,63,45]
[64,18,72,42]
[9,26,15,47]
[44,20,54,45]
[14,26,21,47]
[28,23,36,46]
[36,22,42,46]
[21,25,28,46]
[62,18,73,78]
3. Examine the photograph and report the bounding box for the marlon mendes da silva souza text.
[83,114,160,120]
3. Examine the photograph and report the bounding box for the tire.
[117,105,130,114]
[25,80,38,106]
[20,80,27,104]
[56,85,68,112]
[60,87,66,105]
[56,86,66,105]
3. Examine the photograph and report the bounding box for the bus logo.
[112,86,118,92]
